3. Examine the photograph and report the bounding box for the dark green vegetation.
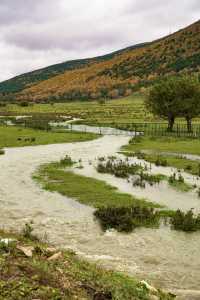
[146,75,200,131]
[0,227,173,300]
[97,157,165,187]
[168,173,193,192]
[96,156,193,192]
[171,209,200,232]
[0,20,200,102]
[0,148,5,155]
[97,157,144,178]
[94,206,160,232]
[0,126,98,148]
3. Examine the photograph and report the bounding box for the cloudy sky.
[0,0,199,82]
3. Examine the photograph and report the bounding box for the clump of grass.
[0,148,5,155]
[129,136,142,145]
[97,158,143,178]
[171,209,200,232]
[21,222,39,241]
[94,206,160,232]
[154,156,168,167]
[134,151,146,160]
[97,157,165,186]
[60,155,74,167]
[168,172,192,192]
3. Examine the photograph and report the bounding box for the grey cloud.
[0,0,56,25]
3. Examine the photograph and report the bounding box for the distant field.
[0,126,98,148]
[2,94,200,126]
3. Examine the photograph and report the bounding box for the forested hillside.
[1,20,200,102]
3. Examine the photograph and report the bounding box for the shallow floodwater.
[0,132,200,299]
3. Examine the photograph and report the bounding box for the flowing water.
[0,127,200,299]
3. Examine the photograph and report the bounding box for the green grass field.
[0,126,98,148]
[2,94,200,126]
[124,136,200,155]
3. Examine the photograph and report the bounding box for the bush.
[60,155,74,167]
[22,222,39,241]
[19,101,29,107]
[155,156,168,167]
[171,209,200,232]
[0,149,5,155]
[94,206,159,232]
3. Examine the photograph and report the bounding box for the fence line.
[1,117,200,138]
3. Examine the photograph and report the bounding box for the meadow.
[1,94,200,131]
[0,125,98,148]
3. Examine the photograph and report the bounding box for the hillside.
[0,43,147,95]
[1,20,200,102]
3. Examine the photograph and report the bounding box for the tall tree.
[175,76,200,132]
[146,77,180,131]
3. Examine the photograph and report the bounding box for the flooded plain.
[0,130,200,299]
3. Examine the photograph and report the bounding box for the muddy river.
[0,130,200,300]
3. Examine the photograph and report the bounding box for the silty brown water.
[0,133,200,299]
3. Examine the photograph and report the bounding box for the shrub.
[22,222,39,241]
[19,101,29,107]
[94,206,159,232]
[171,209,200,232]
[155,156,168,167]
[97,158,143,178]
[60,155,74,167]
[0,149,5,155]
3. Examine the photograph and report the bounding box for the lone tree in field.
[146,76,200,132]
[175,76,200,132]
[146,77,181,131]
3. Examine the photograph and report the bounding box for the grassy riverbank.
[0,126,98,148]
[0,228,173,300]
[34,161,161,209]
[122,136,200,177]
[124,136,200,155]
[33,158,177,232]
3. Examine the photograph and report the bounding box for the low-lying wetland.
[96,156,193,193]
[1,131,200,298]
[34,154,200,233]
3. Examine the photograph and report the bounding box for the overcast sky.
[0,0,199,82]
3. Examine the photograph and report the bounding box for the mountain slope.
[1,20,200,101]
[0,43,148,95]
